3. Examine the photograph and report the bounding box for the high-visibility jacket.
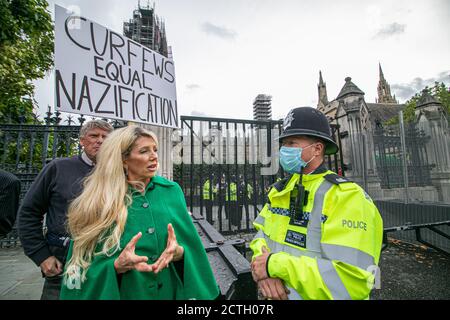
[250,170,383,300]
[237,182,253,200]
[203,180,214,200]
[226,182,237,201]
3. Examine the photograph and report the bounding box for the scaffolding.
[123,1,168,57]
[253,94,272,121]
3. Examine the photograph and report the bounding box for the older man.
[18,119,113,300]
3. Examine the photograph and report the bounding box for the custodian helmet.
[279,106,339,155]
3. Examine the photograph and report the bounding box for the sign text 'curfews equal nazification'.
[54,5,178,128]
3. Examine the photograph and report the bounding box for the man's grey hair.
[79,120,113,138]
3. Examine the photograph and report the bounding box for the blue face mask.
[279,145,315,174]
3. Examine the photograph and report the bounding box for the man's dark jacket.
[18,155,93,266]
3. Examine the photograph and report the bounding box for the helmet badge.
[283,110,295,130]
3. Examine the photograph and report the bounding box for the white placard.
[54,5,178,128]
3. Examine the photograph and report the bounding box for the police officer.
[216,174,227,222]
[202,175,216,224]
[250,107,383,300]
[225,176,239,229]
[238,175,254,227]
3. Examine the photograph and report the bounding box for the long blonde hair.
[65,125,158,282]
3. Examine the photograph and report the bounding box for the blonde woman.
[60,126,219,300]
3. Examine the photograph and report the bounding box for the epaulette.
[324,173,352,185]
[271,174,293,192]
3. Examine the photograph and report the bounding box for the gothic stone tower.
[376,63,398,104]
[317,70,329,110]
[335,77,382,198]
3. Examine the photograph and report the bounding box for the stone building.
[415,90,450,202]
[376,63,398,104]
[317,66,449,202]
[332,75,404,199]
[317,64,402,123]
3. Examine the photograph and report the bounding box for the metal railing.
[0,111,124,247]
[376,200,450,254]
[173,115,344,235]
[1,109,124,180]
[1,112,344,240]
[373,122,433,189]
[382,220,450,256]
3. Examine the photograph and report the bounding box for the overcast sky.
[35,0,450,121]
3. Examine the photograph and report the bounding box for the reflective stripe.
[253,215,265,226]
[268,204,291,216]
[253,230,265,241]
[306,180,333,254]
[286,285,303,300]
[259,236,353,300]
[317,259,352,300]
[264,237,321,259]
[271,208,328,224]
[321,243,375,271]
[256,237,319,259]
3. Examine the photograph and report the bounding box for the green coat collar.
[150,175,176,188]
[128,176,176,195]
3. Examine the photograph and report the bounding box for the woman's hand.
[151,223,184,274]
[114,232,152,274]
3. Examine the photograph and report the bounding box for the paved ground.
[0,237,448,300]
[371,238,450,300]
[0,246,43,300]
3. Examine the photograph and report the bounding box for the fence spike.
[66,115,74,126]
[53,110,62,125]
[78,114,86,126]
[45,106,52,125]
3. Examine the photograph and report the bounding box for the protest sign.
[54,5,178,128]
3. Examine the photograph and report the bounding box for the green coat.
[60,176,219,300]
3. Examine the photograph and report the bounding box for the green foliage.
[433,82,450,114]
[0,0,53,124]
[0,127,81,174]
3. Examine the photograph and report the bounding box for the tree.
[0,0,53,124]
[433,82,450,114]
[386,81,450,125]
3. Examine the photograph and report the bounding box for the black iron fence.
[373,123,433,189]
[1,112,343,238]
[0,111,125,246]
[376,200,450,253]
[0,110,124,201]
[3,112,450,257]
[173,115,344,235]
